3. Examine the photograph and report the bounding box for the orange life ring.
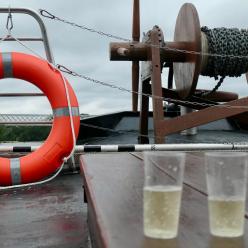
[0,52,80,186]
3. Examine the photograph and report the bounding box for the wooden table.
[80,152,248,248]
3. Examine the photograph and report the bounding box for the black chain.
[201,26,248,77]
[195,76,225,97]
[196,26,248,97]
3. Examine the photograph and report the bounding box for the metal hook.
[39,9,55,19]
[6,6,13,35]
[57,64,76,76]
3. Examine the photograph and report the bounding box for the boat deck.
[79,111,248,145]
[0,174,89,248]
[1,113,248,247]
[80,152,248,248]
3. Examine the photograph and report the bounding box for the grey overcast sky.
[0,0,247,115]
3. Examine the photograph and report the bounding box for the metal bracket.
[140,31,152,82]
[0,8,54,64]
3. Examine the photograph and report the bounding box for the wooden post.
[150,28,164,143]
[138,79,150,144]
[132,0,140,112]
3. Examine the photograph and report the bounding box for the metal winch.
[109,2,248,143]
[110,3,248,99]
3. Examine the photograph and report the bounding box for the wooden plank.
[81,153,143,248]
[80,162,109,248]
[80,153,248,248]
[159,97,248,136]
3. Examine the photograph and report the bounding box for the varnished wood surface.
[80,152,248,248]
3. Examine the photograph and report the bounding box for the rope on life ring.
[0,52,80,186]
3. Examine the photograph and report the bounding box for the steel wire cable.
[39,9,131,42]
[39,9,248,60]
[57,64,248,109]
[39,9,248,98]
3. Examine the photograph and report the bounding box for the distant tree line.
[0,125,51,142]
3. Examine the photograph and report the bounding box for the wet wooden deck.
[0,174,89,248]
[80,152,248,248]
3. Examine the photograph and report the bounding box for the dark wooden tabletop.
[80,152,248,248]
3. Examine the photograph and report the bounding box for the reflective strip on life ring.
[0,52,80,186]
